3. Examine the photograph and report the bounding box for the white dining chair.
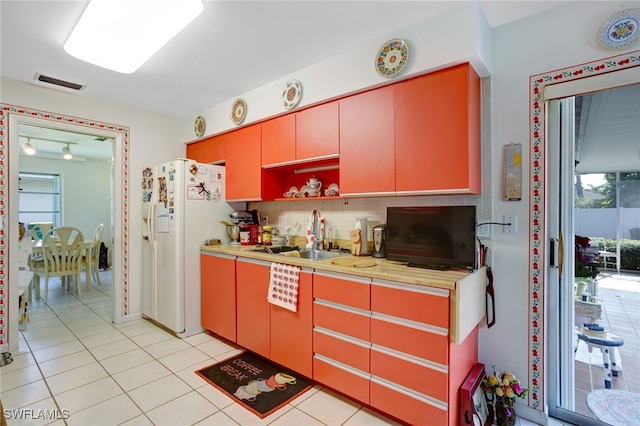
[33,226,84,304]
[83,223,104,286]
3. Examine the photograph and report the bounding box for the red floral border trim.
[0,104,130,345]
[528,51,640,409]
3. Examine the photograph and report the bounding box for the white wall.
[2,78,184,320]
[487,0,635,417]
[19,155,113,253]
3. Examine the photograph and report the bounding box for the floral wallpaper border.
[527,51,640,409]
[0,104,130,346]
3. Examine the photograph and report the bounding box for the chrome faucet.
[311,210,323,250]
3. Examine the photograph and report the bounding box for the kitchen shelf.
[274,196,342,201]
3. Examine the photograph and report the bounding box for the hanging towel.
[268,262,301,312]
[305,212,325,248]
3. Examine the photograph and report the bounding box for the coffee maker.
[372,224,387,258]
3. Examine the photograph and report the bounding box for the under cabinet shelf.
[274,196,342,202]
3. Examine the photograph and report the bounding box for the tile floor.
[573,271,640,419]
[4,271,554,426]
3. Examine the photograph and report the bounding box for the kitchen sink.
[297,249,346,261]
[252,245,298,254]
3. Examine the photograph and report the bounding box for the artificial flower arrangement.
[482,366,529,424]
[575,235,599,279]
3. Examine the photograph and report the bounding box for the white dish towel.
[267,262,301,312]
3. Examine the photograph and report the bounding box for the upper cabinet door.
[203,134,226,164]
[261,114,296,166]
[339,86,395,196]
[186,141,204,163]
[296,102,339,161]
[395,63,481,194]
[226,124,262,201]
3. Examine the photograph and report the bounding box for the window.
[19,172,61,226]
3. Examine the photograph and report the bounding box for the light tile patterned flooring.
[573,271,640,419]
[4,271,552,426]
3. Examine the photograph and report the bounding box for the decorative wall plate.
[230,98,247,125]
[194,116,205,137]
[281,79,302,110]
[375,38,409,78]
[597,8,640,50]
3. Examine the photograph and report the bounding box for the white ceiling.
[575,84,640,174]
[1,1,565,119]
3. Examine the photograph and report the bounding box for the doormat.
[586,389,640,425]
[196,351,312,419]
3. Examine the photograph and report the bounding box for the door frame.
[526,51,640,413]
[0,104,131,352]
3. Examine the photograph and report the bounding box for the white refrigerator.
[142,158,241,338]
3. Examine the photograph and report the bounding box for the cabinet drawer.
[314,327,369,372]
[372,280,449,328]
[371,345,448,402]
[314,300,370,341]
[313,355,369,405]
[313,272,370,310]
[371,315,448,365]
[370,377,447,426]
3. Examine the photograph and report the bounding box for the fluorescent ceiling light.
[64,0,204,74]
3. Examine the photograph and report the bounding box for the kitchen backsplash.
[249,194,486,244]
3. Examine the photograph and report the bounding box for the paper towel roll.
[355,217,368,255]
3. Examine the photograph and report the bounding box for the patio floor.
[573,270,640,419]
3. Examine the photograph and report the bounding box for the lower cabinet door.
[236,259,271,358]
[270,270,313,378]
[370,377,448,426]
[313,328,370,372]
[200,253,236,342]
[314,301,370,341]
[313,355,370,405]
[371,315,449,365]
[370,345,448,402]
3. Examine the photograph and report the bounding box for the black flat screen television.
[386,206,477,270]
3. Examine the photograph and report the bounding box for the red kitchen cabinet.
[313,271,371,403]
[296,102,339,161]
[394,63,481,195]
[369,278,477,426]
[270,268,313,377]
[200,253,237,342]
[262,114,296,166]
[236,259,271,358]
[225,124,262,201]
[186,141,204,162]
[202,134,226,164]
[339,86,395,196]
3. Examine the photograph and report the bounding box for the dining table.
[31,239,96,296]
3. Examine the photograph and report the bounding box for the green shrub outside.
[595,238,640,272]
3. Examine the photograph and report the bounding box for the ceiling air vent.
[34,73,85,91]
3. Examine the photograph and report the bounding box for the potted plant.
[575,235,599,296]
[483,367,529,426]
